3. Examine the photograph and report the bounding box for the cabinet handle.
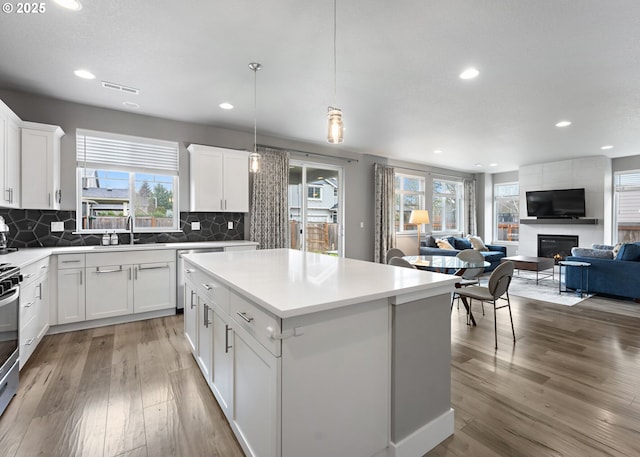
[203,303,210,328]
[24,301,34,308]
[225,199,227,210]
[49,192,51,207]
[138,264,169,271]
[236,312,253,323]
[220,199,223,209]
[37,283,42,300]
[184,268,194,274]
[24,273,34,279]
[57,189,62,203]
[201,283,212,291]
[79,270,83,285]
[190,290,196,309]
[26,337,35,346]
[128,267,132,281]
[62,260,81,263]
[225,324,232,353]
[134,266,138,280]
[95,266,123,274]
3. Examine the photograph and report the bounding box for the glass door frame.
[289,159,345,257]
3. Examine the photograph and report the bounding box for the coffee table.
[501,255,555,285]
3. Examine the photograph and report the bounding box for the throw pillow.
[424,235,438,248]
[616,243,640,261]
[612,242,623,257]
[571,247,614,259]
[436,238,455,250]
[452,237,472,250]
[467,235,488,251]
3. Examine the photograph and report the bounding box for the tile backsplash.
[0,209,245,248]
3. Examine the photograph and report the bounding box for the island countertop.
[182,248,459,318]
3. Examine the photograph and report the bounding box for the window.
[432,178,463,233]
[614,171,640,243]
[395,173,425,233]
[494,183,519,242]
[308,185,322,200]
[76,129,179,233]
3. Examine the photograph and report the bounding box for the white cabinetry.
[21,122,64,209]
[19,257,50,368]
[85,264,133,320]
[0,100,21,208]
[187,144,249,212]
[57,254,86,324]
[133,258,175,313]
[183,272,198,353]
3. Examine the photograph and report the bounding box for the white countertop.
[182,248,459,318]
[0,240,258,269]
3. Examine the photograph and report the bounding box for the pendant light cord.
[333,0,337,105]
[254,65,257,154]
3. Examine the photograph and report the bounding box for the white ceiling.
[2,0,640,173]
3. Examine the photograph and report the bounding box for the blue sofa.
[419,236,507,272]
[565,242,640,300]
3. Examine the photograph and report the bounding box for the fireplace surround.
[537,234,579,262]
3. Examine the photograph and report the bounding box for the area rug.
[504,271,592,306]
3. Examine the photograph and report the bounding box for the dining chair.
[456,261,516,349]
[452,249,485,311]
[388,256,416,269]
[386,248,406,264]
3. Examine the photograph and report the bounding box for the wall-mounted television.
[525,188,586,218]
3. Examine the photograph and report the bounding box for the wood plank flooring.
[1,295,639,457]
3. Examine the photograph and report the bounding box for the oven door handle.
[0,287,19,308]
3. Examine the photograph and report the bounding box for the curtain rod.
[379,163,475,181]
[258,144,358,164]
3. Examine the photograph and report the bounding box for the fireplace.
[537,234,579,262]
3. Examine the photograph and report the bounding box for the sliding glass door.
[288,161,344,256]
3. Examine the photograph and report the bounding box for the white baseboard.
[48,308,176,334]
[389,408,454,457]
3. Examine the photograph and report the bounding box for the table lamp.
[409,210,430,254]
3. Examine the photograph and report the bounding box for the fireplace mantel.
[520,218,598,225]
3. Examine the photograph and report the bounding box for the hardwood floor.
[1,296,638,457]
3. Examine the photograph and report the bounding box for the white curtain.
[374,163,395,263]
[464,178,477,236]
[250,147,290,249]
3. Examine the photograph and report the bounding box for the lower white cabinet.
[211,304,233,416]
[57,253,86,324]
[196,293,213,381]
[183,276,198,353]
[85,265,134,320]
[133,261,175,313]
[19,257,50,368]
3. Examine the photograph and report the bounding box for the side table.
[558,260,591,298]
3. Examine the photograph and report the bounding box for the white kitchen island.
[181,248,458,457]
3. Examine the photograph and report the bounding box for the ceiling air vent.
[101,81,140,95]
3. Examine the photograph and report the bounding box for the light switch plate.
[227,221,234,229]
[51,221,64,232]
[191,221,201,231]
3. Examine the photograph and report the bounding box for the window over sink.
[76,129,179,233]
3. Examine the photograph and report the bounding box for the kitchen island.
[181,248,458,457]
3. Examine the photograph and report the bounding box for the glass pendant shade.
[327,106,344,144]
[249,151,261,173]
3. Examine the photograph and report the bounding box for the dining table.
[403,255,490,326]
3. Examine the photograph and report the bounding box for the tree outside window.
[394,173,425,233]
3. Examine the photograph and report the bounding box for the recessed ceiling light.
[475,163,483,167]
[601,145,614,150]
[219,102,234,110]
[555,120,572,127]
[74,69,95,79]
[459,68,479,80]
[489,163,498,167]
[54,0,82,11]
[433,149,443,154]
[123,101,139,109]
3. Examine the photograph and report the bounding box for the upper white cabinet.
[21,121,64,209]
[188,144,249,213]
[0,100,21,208]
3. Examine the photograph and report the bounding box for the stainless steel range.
[0,263,21,416]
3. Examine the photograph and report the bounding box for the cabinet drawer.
[230,291,281,357]
[21,257,49,283]
[20,279,42,326]
[20,312,41,367]
[198,276,230,314]
[57,253,85,269]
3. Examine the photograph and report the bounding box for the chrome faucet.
[126,215,135,245]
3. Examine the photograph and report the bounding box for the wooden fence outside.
[289,221,339,253]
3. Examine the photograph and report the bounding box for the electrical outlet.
[191,221,201,231]
[51,221,64,232]
[227,221,234,230]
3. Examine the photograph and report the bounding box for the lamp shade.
[409,209,430,225]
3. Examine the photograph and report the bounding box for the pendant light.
[249,62,262,173]
[327,0,344,144]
